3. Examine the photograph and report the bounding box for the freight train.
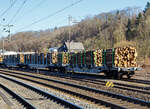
[0,47,141,79]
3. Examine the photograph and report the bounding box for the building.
[58,41,84,53]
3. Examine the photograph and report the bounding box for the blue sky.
[0,0,149,37]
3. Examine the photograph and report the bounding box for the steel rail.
[0,74,83,109]
[0,73,127,109]
[0,83,36,109]
[1,70,150,95]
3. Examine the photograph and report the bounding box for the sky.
[0,0,149,37]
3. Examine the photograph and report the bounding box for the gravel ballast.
[0,74,105,109]
[0,77,68,109]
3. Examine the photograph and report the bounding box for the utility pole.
[3,24,13,40]
[0,24,13,56]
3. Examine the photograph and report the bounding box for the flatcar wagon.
[0,46,141,79]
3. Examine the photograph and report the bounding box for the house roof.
[65,41,84,50]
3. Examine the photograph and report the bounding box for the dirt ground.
[135,57,150,80]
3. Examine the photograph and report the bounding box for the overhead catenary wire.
[14,0,48,24]
[24,0,48,15]
[8,0,27,24]
[16,0,84,32]
[0,0,18,19]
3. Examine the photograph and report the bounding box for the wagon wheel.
[127,74,131,79]
[113,72,122,80]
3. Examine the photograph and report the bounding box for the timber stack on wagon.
[20,54,24,63]
[56,52,69,65]
[94,49,103,67]
[5,46,137,69]
[69,50,103,68]
[0,55,3,63]
[68,46,137,68]
[114,46,137,67]
[105,46,137,68]
[62,52,69,65]
[52,52,58,64]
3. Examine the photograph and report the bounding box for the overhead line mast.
[0,24,14,40]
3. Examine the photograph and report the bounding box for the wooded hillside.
[0,2,150,59]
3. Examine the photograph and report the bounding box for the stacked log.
[69,50,102,67]
[0,55,3,63]
[62,52,69,65]
[114,46,137,67]
[93,49,103,67]
[52,52,58,64]
[26,46,136,68]
[20,54,24,63]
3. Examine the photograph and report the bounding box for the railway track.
[0,85,30,109]
[8,67,150,85]
[65,75,150,92]
[123,78,150,86]
[0,89,14,108]
[0,83,36,109]
[1,69,150,96]
[0,74,83,109]
[0,69,150,109]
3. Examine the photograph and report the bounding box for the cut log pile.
[0,55,3,63]
[12,46,137,68]
[68,50,103,67]
[52,52,58,64]
[62,52,69,64]
[93,49,103,67]
[20,54,24,63]
[114,46,137,67]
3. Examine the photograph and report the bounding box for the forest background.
[1,2,150,61]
